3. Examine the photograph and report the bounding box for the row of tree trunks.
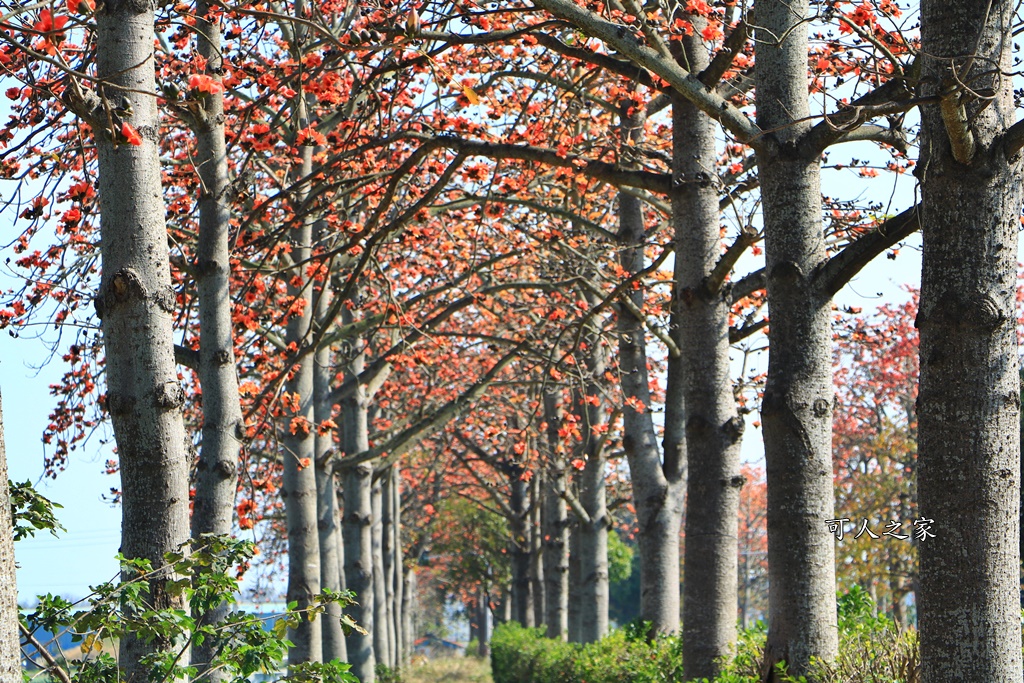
[374,465,406,670]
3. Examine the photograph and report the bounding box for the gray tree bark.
[0,393,19,683]
[567,519,582,642]
[383,473,397,667]
[372,471,391,668]
[670,33,743,680]
[281,121,322,666]
[315,329,347,663]
[94,3,192,678]
[402,565,415,664]
[542,392,569,640]
[390,467,404,666]
[577,452,609,643]
[754,0,838,675]
[478,586,491,657]
[508,465,534,627]
[917,0,1024,679]
[575,290,611,643]
[343,460,375,681]
[529,473,545,628]
[338,307,375,681]
[616,106,685,636]
[189,2,243,676]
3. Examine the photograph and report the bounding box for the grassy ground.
[404,655,493,683]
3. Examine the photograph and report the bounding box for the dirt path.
[403,656,493,683]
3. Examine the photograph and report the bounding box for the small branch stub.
[940,86,976,165]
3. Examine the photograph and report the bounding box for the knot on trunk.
[768,260,805,285]
[154,382,185,409]
[155,285,176,313]
[107,267,147,305]
[812,397,831,417]
[723,415,745,442]
[968,293,1004,331]
[214,458,236,478]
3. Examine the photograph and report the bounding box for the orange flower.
[120,122,143,146]
[189,73,224,94]
[67,0,96,13]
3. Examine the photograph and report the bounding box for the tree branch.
[730,268,765,304]
[528,0,765,146]
[698,20,749,87]
[1002,117,1024,158]
[813,205,920,298]
[412,133,672,193]
[336,342,526,470]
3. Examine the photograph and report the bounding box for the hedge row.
[489,587,921,683]
[489,622,683,683]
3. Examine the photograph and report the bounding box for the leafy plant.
[9,479,64,541]
[20,534,359,683]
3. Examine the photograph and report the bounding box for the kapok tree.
[916,0,1024,676]
[833,295,919,625]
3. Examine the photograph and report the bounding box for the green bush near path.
[490,587,921,683]
[490,622,683,683]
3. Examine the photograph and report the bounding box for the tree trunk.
[917,0,1023,678]
[754,0,839,676]
[567,518,582,642]
[0,393,19,683]
[94,4,192,678]
[372,471,392,668]
[391,468,405,666]
[576,291,611,643]
[280,116,322,665]
[189,0,243,676]
[509,467,533,627]
[402,565,415,664]
[542,393,569,640]
[671,34,743,678]
[316,329,347,663]
[578,435,609,643]
[529,473,545,628]
[616,106,684,636]
[341,324,376,681]
[478,585,491,657]
[383,469,397,668]
[343,462,375,682]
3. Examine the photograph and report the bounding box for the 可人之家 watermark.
[825,517,935,542]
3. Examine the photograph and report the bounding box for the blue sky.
[3,329,121,603]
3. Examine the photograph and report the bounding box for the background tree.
[833,295,919,625]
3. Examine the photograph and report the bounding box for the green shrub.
[375,663,404,683]
[490,622,680,683]
[493,587,919,683]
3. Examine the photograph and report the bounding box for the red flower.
[67,0,96,13]
[188,73,224,95]
[120,121,143,146]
